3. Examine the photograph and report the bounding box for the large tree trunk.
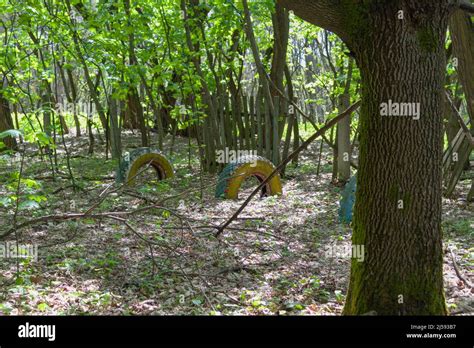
[346,3,449,315]
[281,0,453,315]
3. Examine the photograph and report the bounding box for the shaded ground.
[0,132,472,315]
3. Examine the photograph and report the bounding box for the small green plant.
[334,290,345,304]
[0,172,47,211]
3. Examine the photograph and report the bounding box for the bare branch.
[459,0,474,13]
[278,0,351,45]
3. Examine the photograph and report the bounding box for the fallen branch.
[445,91,474,147]
[450,248,473,288]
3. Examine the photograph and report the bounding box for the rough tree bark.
[280,0,456,315]
[450,9,474,130]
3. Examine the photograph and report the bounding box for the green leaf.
[294,303,304,310]
[37,302,49,311]
[0,303,13,314]
[18,200,40,210]
[0,196,11,207]
[251,299,261,307]
[0,129,22,140]
[191,298,202,306]
[23,179,41,189]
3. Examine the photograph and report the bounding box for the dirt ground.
[0,132,472,315]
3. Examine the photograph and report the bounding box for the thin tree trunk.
[182,0,218,171]
[0,80,16,150]
[124,0,148,147]
[59,62,81,137]
[468,179,474,202]
[109,92,122,160]
[65,0,109,145]
[336,59,353,183]
[450,9,474,132]
[242,0,276,162]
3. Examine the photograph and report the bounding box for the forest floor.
[0,132,472,315]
